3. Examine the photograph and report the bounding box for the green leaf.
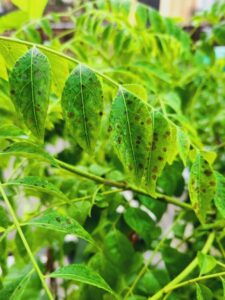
[62,64,103,152]
[42,50,69,97]
[188,153,216,223]
[0,125,26,139]
[48,264,113,294]
[177,128,190,165]
[0,11,28,34]
[0,271,33,300]
[197,252,217,275]
[6,176,68,201]
[12,0,48,19]
[0,39,28,68]
[196,283,213,300]
[161,245,191,278]
[214,172,225,218]
[9,47,51,139]
[221,277,225,298]
[124,207,161,245]
[26,210,93,244]
[0,205,10,229]
[110,88,152,185]
[0,54,8,80]
[0,142,56,166]
[103,230,141,273]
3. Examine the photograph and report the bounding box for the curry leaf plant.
[0,1,225,300]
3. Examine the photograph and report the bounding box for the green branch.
[0,188,123,243]
[0,183,54,300]
[166,270,225,292]
[0,36,119,88]
[149,232,215,300]
[56,159,192,210]
[124,211,185,298]
[0,36,192,211]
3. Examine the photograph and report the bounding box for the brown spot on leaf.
[204,170,212,177]
[67,112,75,118]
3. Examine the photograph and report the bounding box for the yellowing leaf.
[0,54,8,80]
[12,0,48,19]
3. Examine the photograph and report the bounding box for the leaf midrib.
[30,48,40,137]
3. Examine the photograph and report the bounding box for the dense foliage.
[0,1,225,299]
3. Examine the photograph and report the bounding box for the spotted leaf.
[188,153,216,223]
[62,64,103,152]
[143,111,171,196]
[109,88,152,184]
[9,47,51,139]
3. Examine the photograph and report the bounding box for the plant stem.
[149,231,215,300]
[56,159,192,210]
[0,188,124,242]
[0,183,54,300]
[0,36,120,88]
[166,270,225,292]
[124,211,185,298]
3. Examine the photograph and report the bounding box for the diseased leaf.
[214,172,225,218]
[9,47,51,139]
[62,64,103,151]
[166,121,177,165]
[0,142,57,166]
[6,176,68,201]
[177,128,190,165]
[26,210,93,243]
[188,153,216,223]
[143,111,171,196]
[110,88,152,185]
[197,252,217,275]
[0,271,33,300]
[48,264,113,294]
